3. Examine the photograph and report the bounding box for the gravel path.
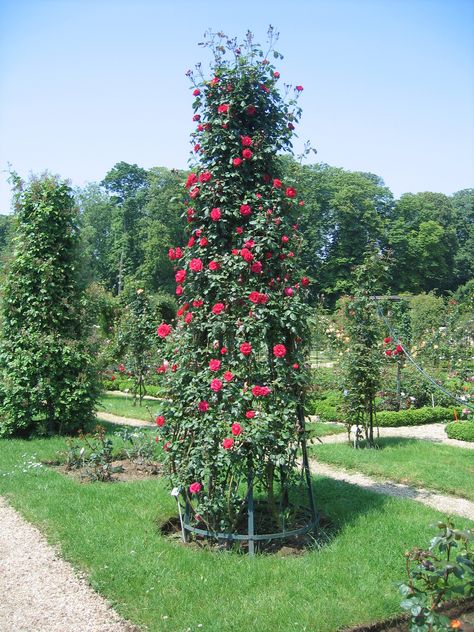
[311,421,474,450]
[0,498,139,632]
[311,461,474,520]
[97,411,154,428]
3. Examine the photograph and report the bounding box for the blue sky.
[0,0,473,213]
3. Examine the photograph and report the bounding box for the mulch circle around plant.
[48,460,163,483]
[339,598,474,632]
[157,510,334,556]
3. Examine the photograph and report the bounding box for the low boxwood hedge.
[376,406,455,427]
[445,421,474,442]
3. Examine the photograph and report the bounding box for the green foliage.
[306,389,343,421]
[398,520,474,631]
[377,406,455,427]
[155,30,312,531]
[445,421,474,442]
[0,174,99,437]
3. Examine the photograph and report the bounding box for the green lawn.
[310,437,474,501]
[306,421,346,438]
[98,393,160,422]
[1,429,472,632]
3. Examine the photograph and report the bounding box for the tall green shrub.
[0,174,99,437]
[155,30,312,532]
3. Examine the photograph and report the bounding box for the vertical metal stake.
[298,404,318,530]
[247,460,255,556]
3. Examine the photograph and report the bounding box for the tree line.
[0,159,472,305]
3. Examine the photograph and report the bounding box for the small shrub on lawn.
[445,421,474,442]
[377,406,455,427]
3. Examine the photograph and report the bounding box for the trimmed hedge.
[376,406,455,427]
[445,421,474,442]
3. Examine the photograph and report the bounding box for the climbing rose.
[157,323,171,338]
[246,410,256,419]
[285,187,297,198]
[233,157,242,167]
[185,173,198,188]
[188,236,195,247]
[301,276,310,287]
[250,261,262,273]
[220,347,227,354]
[155,415,165,427]
[281,235,289,244]
[240,204,252,217]
[385,349,393,356]
[184,312,193,324]
[241,248,254,262]
[223,371,234,382]
[217,103,229,114]
[208,260,221,271]
[199,171,212,183]
[295,85,304,91]
[248,291,269,304]
[384,337,392,344]
[284,287,294,297]
[241,135,252,146]
[210,207,221,221]
[189,187,200,199]
[168,248,176,260]
[209,359,221,371]
[189,482,202,494]
[189,258,203,272]
[231,423,242,436]
[198,400,209,412]
[222,438,234,449]
[175,269,186,283]
[193,88,201,96]
[175,285,183,296]
[199,237,208,247]
[395,344,404,354]
[240,342,252,356]
[273,71,280,78]
[273,344,287,358]
[273,178,282,188]
[193,299,204,308]
[212,303,225,315]
[242,148,253,159]
[252,385,271,397]
[210,378,223,392]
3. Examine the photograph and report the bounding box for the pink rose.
[193,299,204,308]
[240,342,252,356]
[210,207,221,221]
[210,378,223,392]
[189,258,203,272]
[284,287,294,296]
[220,347,227,355]
[212,303,225,315]
[199,237,208,247]
[273,344,287,358]
[295,85,304,91]
[175,285,183,296]
[189,482,202,494]
[157,323,171,338]
[209,359,221,372]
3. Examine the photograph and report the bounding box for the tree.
[155,30,315,545]
[451,189,474,287]
[0,174,98,437]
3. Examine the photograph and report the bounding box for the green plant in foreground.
[399,520,474,631]
[445,420,474,443]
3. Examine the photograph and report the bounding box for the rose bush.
[155,30,312,531]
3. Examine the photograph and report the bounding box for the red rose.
[242,149,253,160]
[199,171,212,183]
[292,363,299,369]
[222,438,234,449]
[273,179,282,188]
[273,344,287,358]
[209,77,219,86]
[210,207,221,221]
[246,105,257,116]
[258,293,269,304]
[208,260,221,271]
[209,359,221,371]
[384,337,392,344]
[385,349,393,356]
[189,482,202,494]
[273,71,280,78]
[163,441,171,451]
[189,187,200,199]
[301,277,310,287]
[171,364,178,372]
[193,114,201,122]
[284,287,294,297]
[193,88,201,96]
[111,374,116,381]
[260,84,270,93]
[281,236,290,245]
[220,347,227,355]
[231,423,242,436]
[295,85,304,91]
[223,371,234,382]
[288,122,295,130]
[252,385,271,397]
[285,187,297,198]
[175,247,183,259]
[233,157,242,167]
[118,363,125,372]
[184,312,193,324]
[395,344,403,354]
[185,173,198,188]
[198,400,209,412]
[157,323,171,338]
[168,248,176,260]
[194,144,200,152]
[217,103,230,114]
[236,226,243,235]
[189,258,203,272]
[240,204,252,217]
[246,410,256,419]
[241,135,252,146]
[155,415,165,427]
[244,239,254,248]
[199,237,208,247]
[175,269,186,283]
[212,303,225,315]
[240,342,252,356]
[248,291,260,304]
[210,378,223,392]
[188,236,195,247]
[193,299,204,308]
[241,248,254,263]
[175,285,183,296]
[250,261,262,273]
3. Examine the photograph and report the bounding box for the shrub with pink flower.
[154,29,311,534]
